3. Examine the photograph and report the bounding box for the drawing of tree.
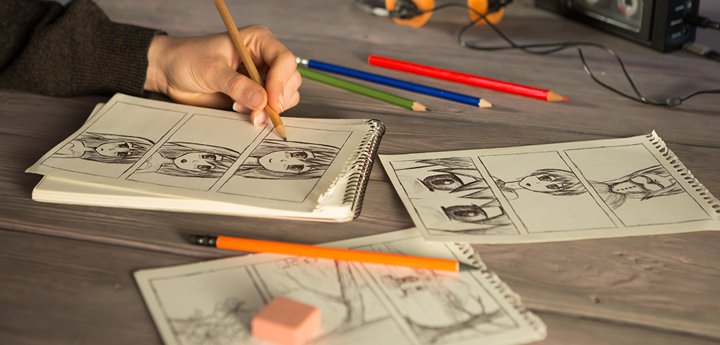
[169,297,255,345]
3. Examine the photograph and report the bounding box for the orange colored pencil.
[190,235,459,272]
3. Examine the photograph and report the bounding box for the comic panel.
[127,114,263,191]
[366,265,520,345]
[389,157,519,236]
[40,102,185,178]
[565,144,712,226]
[217,128,350,203]
[149,266,265,345]
[253,257,410,345]
[479,151,617,233]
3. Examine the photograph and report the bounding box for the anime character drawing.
[589,165,683,209]
[53,132,154,164]
[399,158,515,233]
[136,139,340,180]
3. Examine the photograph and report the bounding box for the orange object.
[252,297,321,345]
[387,0,434,28]
[190,235,459,272]
[386,0,504,27]
[467,0,505,25]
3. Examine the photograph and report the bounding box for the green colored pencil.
[297,66,427,111]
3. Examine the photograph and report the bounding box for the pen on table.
[213,0,288,141]
[368,55,568,102]
[296,57,492,108]
[189,234,459,272]
[297,66,428,112]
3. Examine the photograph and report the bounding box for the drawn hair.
[525,168,586,196]
[606,165,683,200]
[68,132,154,163]
[155,142,239,178]
[235,139,340,180]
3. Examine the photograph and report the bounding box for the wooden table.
[2,0,719,344]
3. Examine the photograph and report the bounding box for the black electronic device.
[535,0,699,52]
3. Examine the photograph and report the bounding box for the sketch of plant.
[169,297,256,345]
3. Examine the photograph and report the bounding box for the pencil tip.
[479,99,493,108]
[283,137,288,141]
[412,102,428,112]
[546,91,568,102]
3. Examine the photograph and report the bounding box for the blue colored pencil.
[296,57,492,108]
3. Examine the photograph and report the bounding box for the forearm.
[0,0,163,97]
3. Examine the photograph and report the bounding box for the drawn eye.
[290,152,308,159]
[287,164,304,172]
[118,143,129,149]
[443,205,488,222]
[538,175,553,182]
[197,165,212,171]
[422,173,462,191]
[117,151,128,157]
[546,184,561,190]
[201,154,217,160]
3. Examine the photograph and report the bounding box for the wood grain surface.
[1,0,719,344]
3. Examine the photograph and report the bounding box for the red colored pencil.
[368,55,568,102]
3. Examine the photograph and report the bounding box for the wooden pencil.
[190,235,459,272]
[213,0,288,140]
[297,66,428,111]
[368,55,568,102]
[297,57,492,108]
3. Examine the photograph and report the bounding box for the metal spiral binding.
[339,119,386,219]
[647,131,720,215]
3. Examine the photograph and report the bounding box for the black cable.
[416,3,720,107]
[684,14,720,30]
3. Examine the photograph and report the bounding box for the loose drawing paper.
[26,94,375,213]
[380,132,720,243]
[134,229,546,345]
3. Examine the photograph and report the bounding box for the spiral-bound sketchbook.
[134,228,547,345]
[26,94,385,222]
[381,132,720,243]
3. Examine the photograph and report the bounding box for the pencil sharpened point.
[283,137,288,141]
[479,99,493,108]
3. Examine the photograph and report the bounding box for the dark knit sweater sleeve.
[0,0,163,97]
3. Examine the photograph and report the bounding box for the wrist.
[145,34,170,94]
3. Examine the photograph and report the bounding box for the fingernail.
[278,93,285,113]
[253,110,268,126]
[232,102,239,112]
[248,90,265,109]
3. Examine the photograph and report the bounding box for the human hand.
[144,26,301,125]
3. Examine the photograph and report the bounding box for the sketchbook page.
[380,131,720,243]
[134,229,546,345]
[26,93,372,213]
[33,175,355,222]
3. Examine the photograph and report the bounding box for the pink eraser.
[252,296,321,345]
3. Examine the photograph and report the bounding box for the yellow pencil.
[190,235,459,272]
[213,0,287,140]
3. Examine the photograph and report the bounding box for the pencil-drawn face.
[442,204,504,223]
[611,173,675,195]
[258,150,315,173]
[519,174,565,192]
[174,152,225,172]
[95,142,133,157]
